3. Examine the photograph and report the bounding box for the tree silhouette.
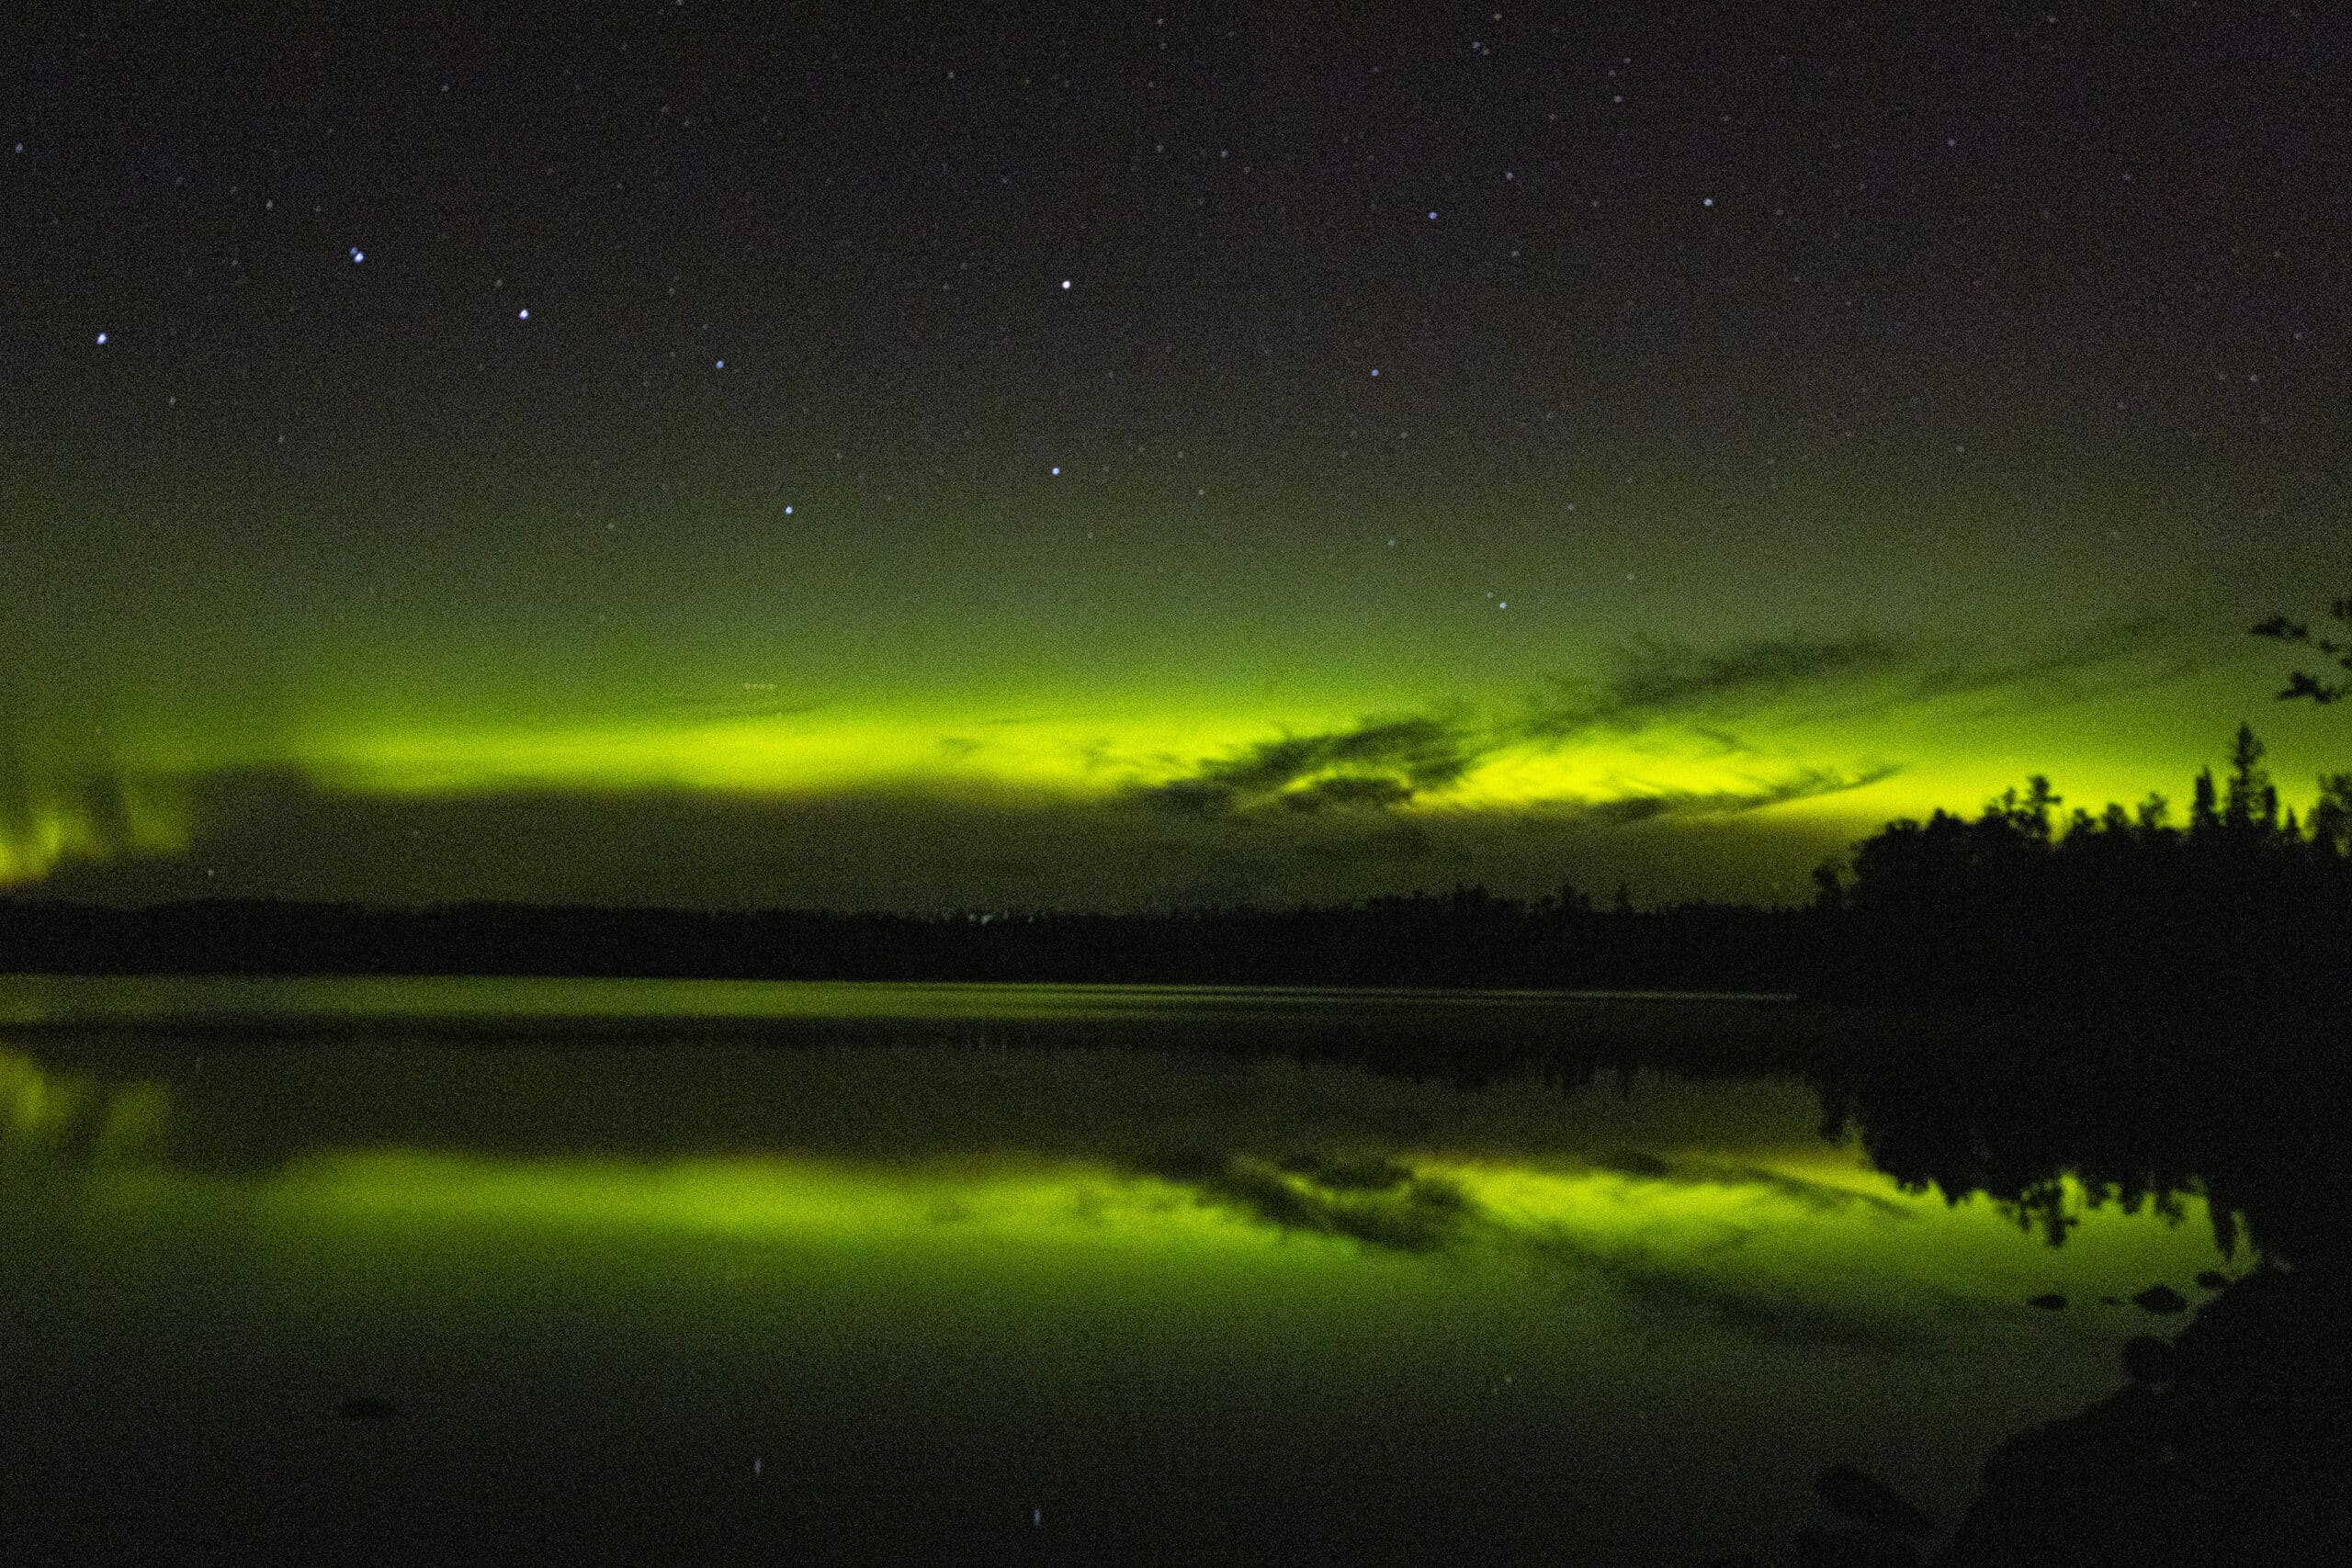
[2188,767,2221,836]
[2252,596,2352,704]
[2221,722,2279,835]
[1824,724,2351,1009]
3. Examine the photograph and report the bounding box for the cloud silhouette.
[1134,633,1912,823]
[1532,632,1907,737]
[1902,614,2199,716]
[1138,715,1482,818]
[1575,763,1907,825]
[1534,619,2194,738]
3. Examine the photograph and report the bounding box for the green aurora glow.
[4,464,2338,908]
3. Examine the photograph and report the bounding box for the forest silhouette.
[1815,721,2352,1010]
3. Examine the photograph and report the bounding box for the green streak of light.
[217,1143,2228,1321]
[288,707,1911,813]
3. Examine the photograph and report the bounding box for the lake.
[0,977,2241,1565]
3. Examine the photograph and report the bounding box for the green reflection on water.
[4,1023,2233,1329]
[0,1046,167,1162]
[14,1040,2224,1367]
[0,984,2252,1567]
[225,1143,2221,1330]
[0,972,1630,1029]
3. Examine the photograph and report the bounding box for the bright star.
[517,308,529,320]
[350,247,365,263]
[95,332,107,344]
[1060,279,1071,289]
[1050,466,1061,476]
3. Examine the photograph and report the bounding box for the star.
[350,247,365,263]
[517,308,530,320]
[95,331,107,344]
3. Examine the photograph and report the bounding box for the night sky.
[6,6,2347,910]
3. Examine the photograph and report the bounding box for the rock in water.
[2132,1283,2188,1315]
[2026,1292,2067,1310]
[1814,1465,1935,1539]
[337,1395,402,1420]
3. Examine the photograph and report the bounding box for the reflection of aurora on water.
[0,1048,168,1164]
[3,1039,2235,1350]
[221,1149,2230,1348]
[0,1003,2266,1568]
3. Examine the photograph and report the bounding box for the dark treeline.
[1,724,2344,1008]
[1815,723,2352,1009]
[0,886,1804,992]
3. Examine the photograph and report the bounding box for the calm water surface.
[0,977,2236,1565]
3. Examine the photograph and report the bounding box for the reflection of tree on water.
[1808,1009,2345,1263]
[1795,1008,2350,1568]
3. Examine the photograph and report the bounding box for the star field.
[3,6,2346,908]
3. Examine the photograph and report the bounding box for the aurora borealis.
[6,8,2346,909]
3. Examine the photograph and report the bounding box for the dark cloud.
[1532,632,1907,737]
[1133,634,1912,824]
[1136,620,2191,830]
[1537,619,2197,738]
[1903,614,2201,716]
[1136,715,1482,818]
[1577,764,1906,825]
